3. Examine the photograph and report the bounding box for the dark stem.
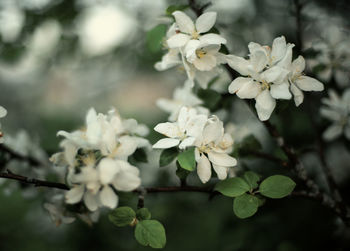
[0,169,69,190]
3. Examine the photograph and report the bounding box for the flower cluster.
[227,36,324,121]
[0,106,7,143]
[320,89,350,141]
[153,106,237,183]
[51,108,149,211]
[155,11,227,88]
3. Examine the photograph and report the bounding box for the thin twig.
[0,169,69,190]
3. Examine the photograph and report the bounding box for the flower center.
[191,30,200,40]
[196,48,207,59]
[260,80,270,90]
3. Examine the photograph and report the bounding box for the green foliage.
[159,147,178,167]
[129,148,148,165]
[233,194,259,219]
[259,175,296,199]
[134,220,166,249]
[109,207,136,227]
[177,147,196,171]
[215,177,250,197]
[197,88,222,110]
[243,171,261,190]
[166,5,189,16]
[147,24,167,53]
[136,208,152,221]
[175,162,191,180]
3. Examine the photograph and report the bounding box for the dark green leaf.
[259,175,296,199]
[109,207,136,227]
[134,220,166,249]
[177,147,196,171]
[197,88,221,110]
[136,208,152,220]
[147,24,167,53]
[243,171,260,190]
[131,148,148,163]
[233,194,259,219]
[159,147,178,167]
[215,177,250,197]
[175,162,191,180]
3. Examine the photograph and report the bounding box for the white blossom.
[320,89,350,141]
[156,80,209,121]
[0,106,7,143]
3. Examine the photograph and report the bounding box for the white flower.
[194,116,237,183]
[0,106,7,143]
[153,107,207,149]
[156,80,209,121]
[167,11,226,49]
[288,56,324,106]
[44,194,75,226]
[227,36,292,121]
[65,157,141,211]
[320,89,350,141]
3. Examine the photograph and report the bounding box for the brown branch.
[0,144,46,167]
[0,169,69,190]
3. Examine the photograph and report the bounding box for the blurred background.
[0,0,350,250]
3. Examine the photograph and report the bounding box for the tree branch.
[0,169,69,190]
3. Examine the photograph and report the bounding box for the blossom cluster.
[51,108,149,211]
[227,36,324,120]
[153,106,237,183]
[321,89,350,141]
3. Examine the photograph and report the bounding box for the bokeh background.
[1,0,350,250]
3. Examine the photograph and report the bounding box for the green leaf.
[197,88,221,110]
[177,147,196,171]
[259,175,296,199]
[134,220,166,249]
[109,207,136,227]
[238,135,262,156]
[166,5,189,16]
[215,177,250,197]
[129,148,148,164]
[147,24,167,53]
[136,208,152,220]
[159,147,178,167]
[233,194,259,219]
[175,162,191,180]
[243,171,261,190]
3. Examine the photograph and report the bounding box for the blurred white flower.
[156,80,209,121]
[321,89,350,141]
[0,106,7,143]
[0,3,25,42]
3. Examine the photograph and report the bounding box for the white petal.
[193,54,217,71]
[199,33,226,46]
[98,158,120,185]
[212,164,228,180]
[100,186,118,209]
[113,171,141,191]
[84,192,99,211]
[179,137,196,149]
[255,90,276,121]
[228,77,252,94]
[236,79,260,99]
[65,185,84,204]
[271,36,287,64]
[208,152,237,167]
[261,66,289,83]
[153,138,180,149]
[114,135,139,158]
[202,118,223,144]
[186,114,208,138]
[277,43,294,69]
[295,76,324,91]
[195,12,216,33]
[197,154,212,183]
[154,122,181,138]
[323,124,342,141]
[173,11,195,34]
[270,82,292,100]
[320,108,341,121]
[290,83,304,106]
[291,55,305,75]
[167,34,190,48]
[86,108,97,124]
[225,55,250,76]
[184,39,201,62]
